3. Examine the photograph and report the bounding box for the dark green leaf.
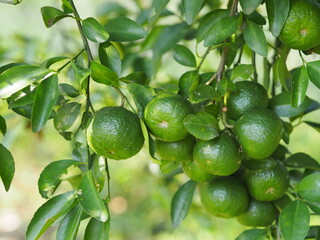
[304,121,320,133]
[274,194,292,211]
[0,115,6,135]
[0,65,51,98]
[243,157,278,170]
[189,84,220,103]
[178,70,199,98]
[56,205,83,240]
[54,102,81,132]
[26,191,77,240]
[40,56,70,68]
[243,20,267,57]
[98,42,121,76]
[38,160,81,199]
[12,104,33,119]
[119,72,148,85]
[284,153,320,170]
[104,17,147,42]
[90,61,119,87]
[230,64,255,81]
[307,60,320,89]
[0,144,14,191]
[78,171,109,222]
[235,228,268,240]
[31,74,59,132]
[204,16,239,47]
[282,121,293,144]
[148,0,170,27]
[297,173,320,203]
[182,0,205,25]
[59,83,80,98]
[196,9,229,42]
[183,112,219,140]
[246,11,266,25]
[217,77,237,96]
[173,44,196,67]
[171,180,197,228]
[240,0,263,15]
[82,17,110,43]
[279,200,310,240]
[59,131,73,141]
[266,0,290,37]
[306,226,320,240]
[292,66,309,108]
[41,6,70,28]
[84,218,110,240]
[71,63,91,89]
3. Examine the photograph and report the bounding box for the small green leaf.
[98,42,121,76]
[217,78,237,96]
[104,17,147,42]
[0,65,51,98]
[71,63,91,88]
[230,64,255,81]
[84,218,110,240]
[246,11,266,25]
[183,112,219,140]
[26,191,77,240]
[32,74,59,132]
[59,83,80,98]
[204,16,239,47]
[0,144,14,191]
[40,56,70,68]
[0,0,22,5]
[0,115,6,135]
[148,0,170,27]
[54,102,81,132]
[173,44,196,67]
[41,6,70,28]
[240,0,263,15]
[182,0,205,25]
[266,0,290,37]
[292,66,309,108]
[235,229,268,240]
[38,160,81,199]
[56,205,83,240]
[279,200,310,240]
[307,60,320,89]
[90,61,119,87]
[171,180,197,228]
[284,153,320,170]
[78,171,109,222]
[160,160,180,174]
[304,121,320,133]
[297,173,320,203]
[82,17,110,43]
[8,88,36,109]
[273,57,290,91]
[91,155,107,192]
[243,20,268,57]
[178,70,199,98]
[189,84,220,103]
[119,72,148,85]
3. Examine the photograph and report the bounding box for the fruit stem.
[221,105,234,129]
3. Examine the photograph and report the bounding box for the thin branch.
[56,48,85,73]
[197,47,211,71]
[105,158,111,201]
[252,51,258,81]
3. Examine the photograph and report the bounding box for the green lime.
[234,108,284,159]
[144,93,193,142]
[226,81,269,120]
[200,177,249,218]
[182,160,217,182]
[193,133,241,176]
[155,135,196,161]
[237,198,277,227]
[86,106,144,160]
[244,161,290,201]
[279,0,320,50]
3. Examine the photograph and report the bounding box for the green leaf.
[0,0,22,5]
[56,205,83,240]
[71,63,91,88]
[246,11,266,25]
[104,17,147,42]
[297,173,320,203]
[160,160,180,174]
[217,77,237,96]
[148,0,170,27]
[189,84,220,103]
[196,9,229,43]
[171,180,197,228]
[0,144,14,191]
[40,6,70,28]
[84,218,110,240]
[26,191,77,240]
[243,20,268,57]
[183,112,219,140]
[91,155,107,192]
[304,121,320,133]
[204,16,239,47]
[235,229,268,240]
[178,70,199,98]
[54,102,81,132]
[90,61,119,87]
[98,42,121,76]
[82,17,110,43]
[266,0,290,37]
[279,200,310,240]
[40,56,70,68]
[0,65,51,98]
[38,160,81,199]
[31,74,59,132]
[126,83,154,118]
[243,157,278,170]
[230,64,255,81]
[8,88,36,109]
[119,72,148,85]
[0,115,6,135]
[173,44,196,67]
[59,83,80,98]
[182,0,205,25]
[307,60,320,89]
[240,0,263,15]
[78,171,109,222]
[284,153,320,170]
[0,63,26,74]
[292,66,309,108]
[273,57,290,91]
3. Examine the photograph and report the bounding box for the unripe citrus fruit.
[182,160,217,182]
[144,93,193,142]
[86,106,144,160]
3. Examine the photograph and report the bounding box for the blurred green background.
[1,1,320,240]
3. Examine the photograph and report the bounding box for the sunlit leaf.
[82,17,110,43]
[189,84,220,103]
[235,228,268,240]
[98,42,121,76]
[297,173,320,203]
[41,6,71,28]
[54,102,81,132]
[178,70,199,98]
[90,61,119,87]
[307,60,320,89]
[230,64,255,81]
[243,20,267,57]
[40,56,70,68]
[173,44,196,67]
[182,0,205,25]
[148,0,170,27]
[240,0,263,15]
[266,0,290,37]
[0,144,14,191]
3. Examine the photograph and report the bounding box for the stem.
[115,87,126,107]
[197,47,212,71]
[105,158,111,201]
[56,48,85,73]
[252,51,258,81]
[298,50,307,66]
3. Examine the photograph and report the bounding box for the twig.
[252,51,258,81]
[197,47,211,71]
[56,48,85,73]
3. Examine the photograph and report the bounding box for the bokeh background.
[1,0,320,240]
